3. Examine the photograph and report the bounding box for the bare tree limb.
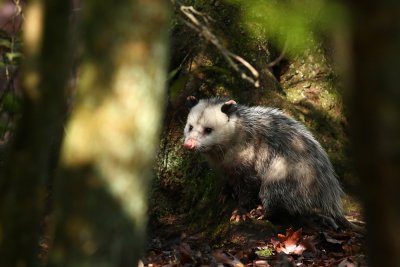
[265,41,287,68]
[178,5,260,87]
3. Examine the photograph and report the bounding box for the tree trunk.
[48,0,169,266]
[349,2,400,266]
[0,0,71,266]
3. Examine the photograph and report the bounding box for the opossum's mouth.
[183,143,207,153]
[183,138,197,150]
[183,138,226,154]
[199,144,227,155]
[183,139,214,153]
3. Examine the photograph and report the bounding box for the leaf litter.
[145,226,367,267]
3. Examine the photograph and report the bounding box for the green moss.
[342,195,362,214]
[209,220,231,241]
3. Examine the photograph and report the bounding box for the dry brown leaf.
[342,242,362,255]
[253,259,271,267]
[212,250,245,267]
[177,242,192,263]
[272,228,310,255]
[337,258,356,267]
[323,232,346,244]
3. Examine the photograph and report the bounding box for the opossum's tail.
[318,214,365,233]
[320,194,365,233]
[335,215,366,234]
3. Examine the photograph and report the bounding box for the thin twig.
[266,41,288,68]
[178,5,260,87]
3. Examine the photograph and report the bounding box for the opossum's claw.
[230,208,250,223]
[249,205,266,220]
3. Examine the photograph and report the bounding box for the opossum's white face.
[183,99,238,152]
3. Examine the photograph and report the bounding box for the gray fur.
[183,97,345,223]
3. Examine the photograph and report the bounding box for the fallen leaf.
[342,242,362,255]
[177,242,192,263]
[338,257,356,267]
[255,247,273,258]
[271,228,309,255]
[212,250,245,267]
[323,232,346,245]
[253,259,270,267]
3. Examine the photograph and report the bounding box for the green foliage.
[5,52,23,65]
[0,33,22,136]
[0,38,12,49]
[226,0,349,54]
[1,92,21,114]
[0,35,23,66]
[255,247,273,258]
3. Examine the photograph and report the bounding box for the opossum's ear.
[221,100,237,115]
[186,96,199,109]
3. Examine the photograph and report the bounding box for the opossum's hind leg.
[259,179,304,217]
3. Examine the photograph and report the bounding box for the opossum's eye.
[204,127,213,134]
[188,125,193,131]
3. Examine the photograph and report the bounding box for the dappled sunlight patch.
[24,1,43,56]
[60,36,167,228]
[62,70,164,167]
[23,1,44,101]
[227,0,349,55]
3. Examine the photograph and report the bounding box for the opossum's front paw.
[249,205,265,220]
[230,205,265,222]
[229,208,250,222]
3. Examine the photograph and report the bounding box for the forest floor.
[145,207,367,267]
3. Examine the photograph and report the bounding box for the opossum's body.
[183,96,347,226]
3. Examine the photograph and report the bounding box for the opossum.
[183,96,358,230]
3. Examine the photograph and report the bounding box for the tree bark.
[48,0,169,266]
[349,2,400,266]
[0,0,71,266]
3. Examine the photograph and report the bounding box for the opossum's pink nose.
[183,139,197,150]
